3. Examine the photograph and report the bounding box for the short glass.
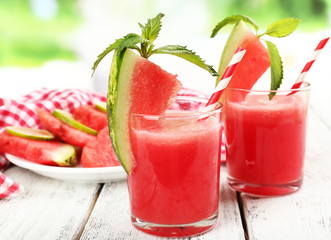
[224,82,310,196]
[127,96,222,237]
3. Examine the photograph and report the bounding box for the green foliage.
[0,0,81,66]
[205,0,328,31]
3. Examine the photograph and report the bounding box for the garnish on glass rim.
[92,13,218,77]
[91,14,219,174]
[211,15,300,99]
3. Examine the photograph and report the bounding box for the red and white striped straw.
[204,47,246,111]
[289,37,329,94]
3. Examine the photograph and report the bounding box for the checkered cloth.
[0,88,107,198]
[0,87,225,199]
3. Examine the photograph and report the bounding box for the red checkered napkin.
[0,171,24,198]
[0,88,106,198]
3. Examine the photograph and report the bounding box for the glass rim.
[227,81,311,94]
[131,96,222,120]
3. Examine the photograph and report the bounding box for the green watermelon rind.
[53,109,98,136]
[216,20,249,86]
[95,101,107,113]
[51,144,77,166]
[107,49,137,174]
[6,126,55,141]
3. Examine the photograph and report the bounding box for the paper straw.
[288,37,329,95]
[204,47,246,111]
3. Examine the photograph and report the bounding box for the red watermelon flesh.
[73,105,107,131]
[36,108,96,148]
[130,55,182,115]
[81,127,120,168]
[0,132,77,166]
[226,33,269,90]
[218,21,270,96]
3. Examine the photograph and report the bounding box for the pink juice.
[225,93,309,195]
[127,112,221,234]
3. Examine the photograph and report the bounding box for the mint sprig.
[265,40,283,100]
[258,18,301,38]
[211,15,300,99]
[92,13,218,77]
[211,15,258,37]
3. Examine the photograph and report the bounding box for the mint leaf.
[258,18,300,38]
[139,13,164,43]
[211,15,258,38]
[265,40,283,100]
[92,33,145,76]
[153,45,219,76]
[93,13,218,77]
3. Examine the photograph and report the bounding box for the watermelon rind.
[95,101,107,113]
[6,126,55,141]
[217,20,250,86]
[53,109,98,136]
[107,49,138,174]
[51,144,77,166]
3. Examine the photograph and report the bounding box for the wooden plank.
[80,167,245,239]
[240,109,331,240]
[0,167,101,240]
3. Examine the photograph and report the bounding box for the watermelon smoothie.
[127,97,222,237]
[224,83,310,196]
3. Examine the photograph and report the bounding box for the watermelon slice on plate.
[73,105,108,131]
[0,131,76,166]
[81,127,120,168]
[36,108,96,148]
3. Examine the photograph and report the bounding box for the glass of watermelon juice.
[224,82,310,196]
[127,96,222,237]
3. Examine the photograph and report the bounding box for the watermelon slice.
[53,109,98,136]
[6,126,55,140]
[81,127,120,168]
[0,132,76,166]
[73,105,108,131]
[217,20,270,92]
[108,49,182,174]
[36,108,96,148]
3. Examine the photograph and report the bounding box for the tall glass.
[224,82,310,196]
[127,96,222,237]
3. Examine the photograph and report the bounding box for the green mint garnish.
[265,40,283,100]
[211,15,258,37]
[92,13,218,77]
[258,17,301,38]
[211,15,300,100]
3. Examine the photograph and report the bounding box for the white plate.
[6,154,127,183]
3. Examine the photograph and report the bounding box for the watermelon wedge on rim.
[108,49,182,174]
[217,20,270,95]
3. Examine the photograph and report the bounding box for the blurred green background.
[0,0,330,67]
[0,0,81,66]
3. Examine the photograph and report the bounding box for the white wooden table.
[1,97,331,240]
